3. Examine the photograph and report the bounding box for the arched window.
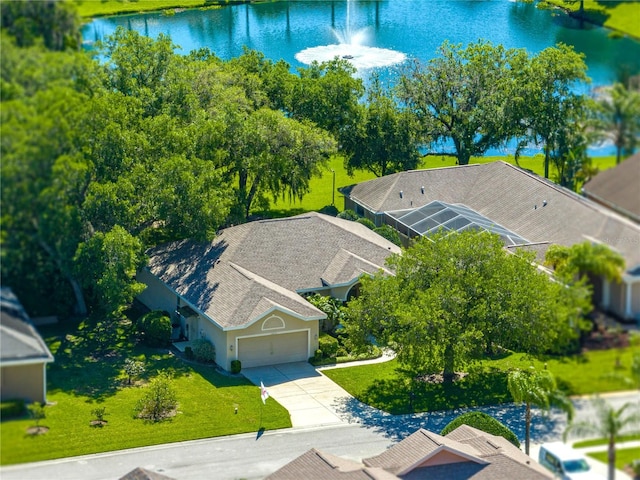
[262,315,285,331]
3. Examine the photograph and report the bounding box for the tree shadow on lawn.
[47,319,191,401]
[356,369,511,415]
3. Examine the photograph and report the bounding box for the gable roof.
[582,153,640,223]
[0,287,54,366]
[342,161,640,271]
[145,212,400,329]
[118,467,176,480]
[265,448,397,480]
[267,426,553,480]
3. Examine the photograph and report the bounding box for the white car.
[538,442,605,480]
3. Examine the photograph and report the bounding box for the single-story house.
[137,212,400,371]
[0,287,54,403]
[582,153,640,224]
[266,424,553,479]
[340,161,640,321]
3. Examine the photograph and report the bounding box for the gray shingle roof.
[145,212,400,329]
[118,467,175,480]
[342,162,640,271]
[583,153,640,223]
[0,287,54,365]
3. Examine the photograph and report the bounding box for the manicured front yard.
[0,318,290,466]
[323,347,638,415]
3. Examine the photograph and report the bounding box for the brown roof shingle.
[583,153,640,222]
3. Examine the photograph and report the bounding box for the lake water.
[82,0,640,155]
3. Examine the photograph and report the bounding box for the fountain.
[294,0,406,71]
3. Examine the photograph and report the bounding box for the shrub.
[319,205,339,216]
[91,406,107,422]
[1,399,25,419]
[356,217,376,230]
[373,224,402,246]
[184,346,194,360]
[230,360,242,374]
[134,371,177,422]
[27,402,45,427]
[318,333,339,358]
[192,338,216,363]
[337,209,359,221]
[440,411,520,448]
[138,311,172,347]
[123,358,145,385]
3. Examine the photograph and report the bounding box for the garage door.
[238,331,309,368]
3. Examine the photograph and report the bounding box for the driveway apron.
[242,362,352,427]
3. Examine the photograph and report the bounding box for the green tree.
[524,44,589,178]
[74,226,147,318]
[593,82,640,165]
[440,411,520,448]
[345,75,420,177]
[397,41,518,166]
[508,367,574,455]
[286,58,364,149]
[134,371,178,423]
[564,397,640,480]
[27,402,46,428]
[0,0,81,51]
[230,107,336,219]
[345,231,590,382]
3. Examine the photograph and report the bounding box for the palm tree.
[508,367,574,455]
[564,397,640,480]
[594,82,640,165]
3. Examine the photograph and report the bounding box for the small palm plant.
[564,397,640,480]
[508,366,574,455]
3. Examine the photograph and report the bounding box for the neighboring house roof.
[0,287,54,366]
[118,467,176,480]
[265,448,397,480]
[341,161,640,271]
[267,426,553,480]
[582,153,640,223]
[145,212,401,330]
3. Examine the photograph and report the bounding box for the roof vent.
[399,190,403,199]
[543,200,547,207]
[421,186,425,194]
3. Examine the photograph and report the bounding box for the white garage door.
[238,331,309,368]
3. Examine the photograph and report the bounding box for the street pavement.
[1,361,638,480]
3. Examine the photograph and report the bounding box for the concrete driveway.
[242,362,353,427]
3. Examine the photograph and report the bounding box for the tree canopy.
[345,230,591,381]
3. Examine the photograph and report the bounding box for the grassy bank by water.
[73,0,237,18]
[544,0,640,39]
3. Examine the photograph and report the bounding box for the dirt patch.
[89,420,108,427]
[26,426,49,435]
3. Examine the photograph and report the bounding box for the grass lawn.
[544,0,640,39]
[574,433,640,448]
[322,347,638,415]
[73,0,224,18]
[0,318,291,466]
[588,447,640,471]
[267,155,616,217]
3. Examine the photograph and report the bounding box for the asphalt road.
[1,392,637,480]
